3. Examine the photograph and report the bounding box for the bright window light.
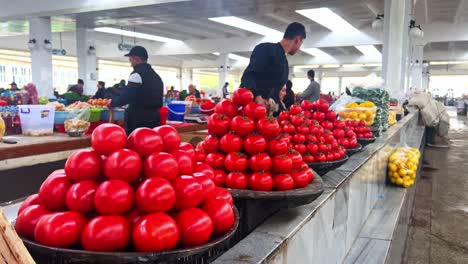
[301,48,332,57]
[213,52,250,62]
[296,8,358,32]
[208,16,283,38]
[321,64,340,68]
[429,61,468,65]
[363,63,382,67]
[94,27,183,44]
[294,65,320,69]
[355,45,382,58]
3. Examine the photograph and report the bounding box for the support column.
[217,53,230,98]
[422,68,430,92]
[382,0,412,101]
[29,17,53,98]
[409,45,424,91]
[180,68,192,92]
[338,77,343,95]
[76,28,98,95]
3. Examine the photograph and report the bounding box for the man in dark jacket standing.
[110,46,163,134]
[240,22,306,108]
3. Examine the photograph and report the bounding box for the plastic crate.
[89,108,103,122]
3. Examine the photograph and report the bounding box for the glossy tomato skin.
[249,153,272,172]
[249,172,273,191]
[15,204,49,239]
[136,177,175,213]
[94,180,134,215]
[272,155,293,174]
[307,143,319,155]
[219,133,243,153]
[193,172,216,197]
[38,172,71,210]
[66,180,98,214]
[225,172,248,189]
[104,149,142,183]
[178,143,195,159]
[292,170,310,188]
[92,124,127,156]
[278,111,290,121]
[273,174,295,191]
[126,208,143,226]
[193,162,215,179]
[34,211,87,248]
[154,125,181,152]
[205,153,225,169]
[290,105,302,115]
[204,187,233,205]
[65,150,102,181]
[172,175,204,210]
[127,128,163,157]
[81,216,130,251]
[207,114,231,136]
[230,116,255,136]
[243,135,267,156]
[302,153,315,163]
[293,144,306,155]
[256,118,280,139]
[224,152,248,172]
[132,212,179,252]
[243,102,266,121]
[18,194,40,216]
[170,149,193,175]
[315,153,327,163]
[287,151,303,170]
[143,152,179,180]
[202,135,220,153]
[212,170,226,187]
[232,88,254,107]
[202,199,234,234]
[215,99,238,119]
[267,139,288,156]
[176,208,213,247]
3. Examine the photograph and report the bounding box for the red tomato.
[243,102,267,121]
[318,143,329,153]
[287,150,303,170]
[273,174,294,191]
[170,149,193,175]
[176,208,213,247]
[18,194,40,216]
[257,118,281,139]
[203,135,220,153]
[243,134,267,155]
[172,175,204,210]
[104,149,142,182]
[292,170,309,188]
[290,105,302,115]
[249,172,273,191]
[212,170,226,187]
[334,120,346,129]
[345,130,356,139]
[202,199,234,234]
[204,187,233,205]
[143,152,179,180]
[193,172,216,197]
[66,180,98,214]
[272,155,293,174]
[225,172,248,189]
[358,120,366,127]
[230,116,255,137]
[219,133,243,153]
[315,153,327,163]
[224,152,248,172]
[193,162,215,179]
[81,216,130,251]
[300,100,313,111]
[326,111,337,121]
[15,204,49,239]
[278,111,290,121]
[207,113,231,136]
[205,153,225,169]
[127,128,163,157]
[333,152,341,160]
[178,143,195,159]
[215,99,238,119]
[302,110,312,119]
[249,153,272,172]
[195,149,207,162]
[38,172,71,210]
[307,143,319,154]
[92,124,127,156]
[132,212,179,252]
[326,152,335,161]
[293,144,306,155]
[317,99,330,112]
[154,125,181,152]
[267,139,288,156]
[302,152,315,163]
[65,150,102,181]
[282,124,296,134]
[290,115,305,127]
[312,111,325,122]
[297,125,310,135]
[324,133,335,144]
[292,134,306,144]
[34,211,87,248]
[310,125,324,136]
[136,177,175,213]
[94,180,134,215]
[232,88,254,107]
[333,129,345,139]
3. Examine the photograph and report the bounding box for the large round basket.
[19,207,240,264]
[346,144,362,156]
[307,156,349,176]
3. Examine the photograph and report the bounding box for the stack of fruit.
[388,111,397,126]
[87,99,109,109]
[197,88,315,192]
[338,101,376,126]
[387,147,420,188]
[344,120,374,139]
[15,124,236,252]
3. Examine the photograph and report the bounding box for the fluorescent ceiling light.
[94,27,182,44]
[341,64,363,68]
[301,48,332,57]
[294,65,320,69]
[355,45,382,58]
[213,52,249,62]
[208,16,283,38]
[296,8,358,32]
[321,64,340,68]
[429,61,468,65]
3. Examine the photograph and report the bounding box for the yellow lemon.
[388,163,397,172]
[411,165,418,171]
[359,113,367,120]
[406,162,415,169]
[396,178,404,185]
[404,176,411,182]
[403,181,411,188]
[398,169,407,177]
[390,177,396,184]
[350,112,358,119]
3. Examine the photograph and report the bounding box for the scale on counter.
[184,114,209,123]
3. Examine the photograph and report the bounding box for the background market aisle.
[403,109,468,264]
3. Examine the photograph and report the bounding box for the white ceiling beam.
[0,0,188,20]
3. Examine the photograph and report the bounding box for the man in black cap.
[110,46,164,134]
[68,79,84,95]
[240,22,306,108]
[9,82,19,91]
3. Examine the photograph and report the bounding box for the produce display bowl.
[18,207,240,264]
[346,144,363,156]
[307,156,349,176]
[357,137,376,147]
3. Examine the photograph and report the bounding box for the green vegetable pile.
[63,92,90,105]
[352,87,390,134]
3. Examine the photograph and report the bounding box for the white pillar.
[76,28,98,96]
[410,45,424,91]
[338,77,343,95]
[422,68,430,92]
[180,68,192,92]
[29,17,53,98]
[217,53,230,98]
[382,0,412,101]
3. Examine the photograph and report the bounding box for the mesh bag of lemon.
[338,101,377,126]
[387,147,421,188]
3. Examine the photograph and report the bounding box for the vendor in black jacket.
[110,46,163,134]
[240,22,306,108]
